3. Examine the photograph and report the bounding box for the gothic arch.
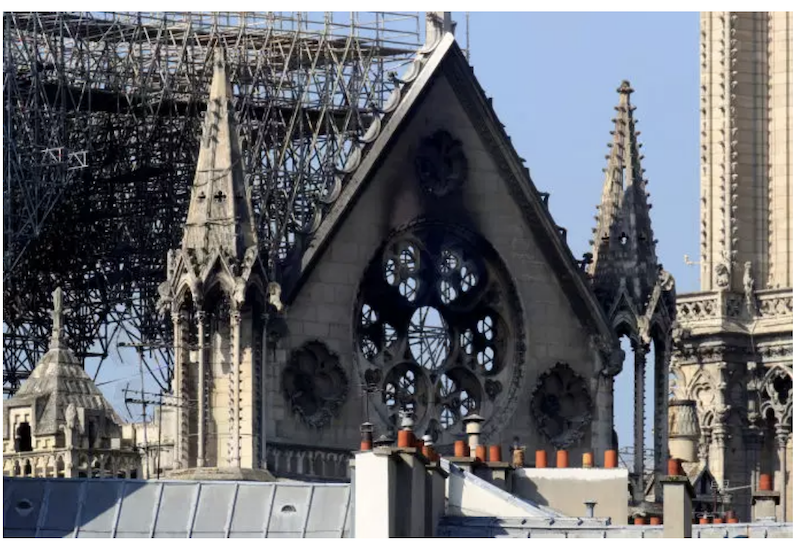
[687,369,718,424]
[760,365,793,426]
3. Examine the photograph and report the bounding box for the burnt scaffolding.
[3,11,423,394]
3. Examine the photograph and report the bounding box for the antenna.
[119,340,173,479]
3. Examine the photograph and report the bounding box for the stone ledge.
[167,466,276,482]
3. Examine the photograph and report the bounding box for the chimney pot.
[453,440,468,458]
[360,422,374,451]
[604,450,618,468]
[535,450,548,468]
[759,473,773,491]
[475,445,487,463]
[650,517,661,525]
[668,458,681,476]
[633,517,645,525]
[489,445,502,463]
[463,413,485,456]
[398,429,414,448]
[582,452,594,468]
[556,450,569,468]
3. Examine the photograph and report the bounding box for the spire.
[49,286,66,349]
[181,48,258,264]
[587,80,659,311]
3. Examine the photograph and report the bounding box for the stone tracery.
[355,222,522,442]
[283,341,349,429]
[530,363,593,449]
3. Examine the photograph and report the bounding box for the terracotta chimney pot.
[535,450,547,468]
[454,440,468,457]
[604,449,618,468]
[489,444,502,463]
[556,450,569,468]
[582,452,594,468]
[360,422,374,451]
[397,429,414,448]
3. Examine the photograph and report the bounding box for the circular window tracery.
[355,222,524,442]
[408,306,451,370]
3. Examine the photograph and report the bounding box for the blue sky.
[456,12,700,453]
[96,12,701,455]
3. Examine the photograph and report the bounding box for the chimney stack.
[660,459,695,538]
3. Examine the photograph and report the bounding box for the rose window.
[355,222,524,442]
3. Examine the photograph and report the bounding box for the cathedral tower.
[673,12,792,522]
[158,49,273,479]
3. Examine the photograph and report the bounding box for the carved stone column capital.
[171,312,185,326]
[712,423,728,446]
[776,425,791,448]
[634,342,650,358]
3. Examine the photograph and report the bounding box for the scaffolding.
[3,11,423,394]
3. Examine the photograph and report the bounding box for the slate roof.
[3,477,352,538]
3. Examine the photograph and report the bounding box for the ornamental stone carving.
[282,341,349,429]
[355,221,524,443]
[530,363,593,449]
[714,263,730,290]
[415,130,468,197]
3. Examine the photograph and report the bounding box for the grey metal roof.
[3,477,352,538]
[437,517,794,538]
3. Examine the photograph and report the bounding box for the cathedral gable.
[271,34,616,453]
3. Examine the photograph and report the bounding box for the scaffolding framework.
[3,11,423,394]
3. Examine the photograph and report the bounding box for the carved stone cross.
[213,190,227,202]
[51,286,65,347]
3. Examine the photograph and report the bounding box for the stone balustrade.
[3,448,141,479]
[676,288,792,324]
[264,442,352,482]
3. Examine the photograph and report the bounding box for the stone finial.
[50,287,66,349]
[617,79,634,94]
[668,399,701,463]
[668,400,700,437]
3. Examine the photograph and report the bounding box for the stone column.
[775,424,790,522]
[172,313,186,470]
[261,312,269,469]
[196,309,207,468]
[230,308,242,467]
[653,343,670,501]
[633,343,648,499]
[712,422,727,489]
[744,426,763,521]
